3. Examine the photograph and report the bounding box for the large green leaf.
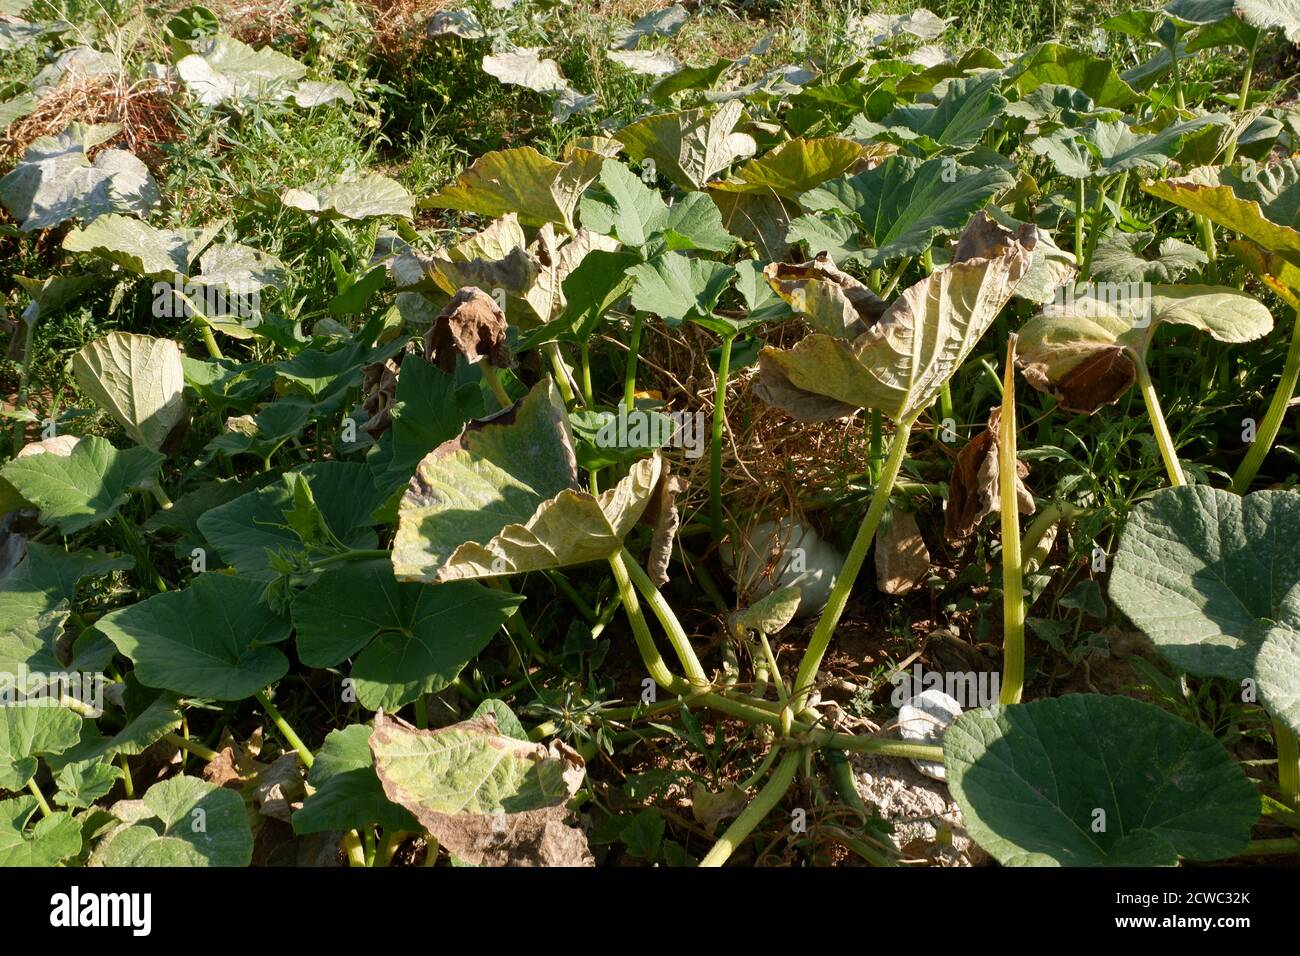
[62,215,191,277]
[197,462,384,573]
[757,213,1035,423]
[291,560,523,711]
[176,34,307,106]
[0,123,159,231]
[791,155,1014,268]
[1008,42,1141,108]
[95,573,292,700]
[94,775,253,866]
[1030,117,1222,180]
[1142,160,1300,266]
[0,436,164,534]
[71,333,187,453]
[0,706,81,789]
[519,249,641,347]
[0,796,81,867]
[944,694,1259,865]
[706,137,865,199]
[292,724,421,834]
[580,160,735,251]
[423,146,604,232]
[1016,284,1272,413]
[282,173,413,221]
[393,379,663,582]
[879,73,1008,150]
[370,712,592,866]
[627,253,736,327]
[616,101,756,191]
[1111,485,1300,679]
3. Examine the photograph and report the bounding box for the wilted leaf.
[758,213,1035,423]
[423,288,512,374]
[1016,284,1272,413]
[612,4,688,49]
[945,405,1035,539]
[176,35,307,107]
[875,506,931,594]
[425,146,603,233]
[370,711,592,867]
[1142,159,1300,266]
[393,379,664,582]
[616,101,757,191]
[62,215,191,277]
[762,254,885,337]
[606,49,681,75]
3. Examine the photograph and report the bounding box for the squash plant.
[4,2,1300,869]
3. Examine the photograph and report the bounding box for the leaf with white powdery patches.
[370,712,592,867]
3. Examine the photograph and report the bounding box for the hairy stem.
[700,749,801,867]
[1232,303,1300,494]
[1132,354,1186,487]
[624,312,645,409]
[709,334,735,544]
[1275,717,1300,810]
[255,689,314,768]
[620,548,708,686]
[999,337,1025,705]
[791,420,912,712]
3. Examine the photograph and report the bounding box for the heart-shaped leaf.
[944,694,1259,865]
[291,560,523,711]
[0,706,82,789]
[71,333,187,453]
[95,573,292,700]
[1111,485,1300,679]
[627,252,736,327]
[93,775,253,866]
[0,436,164,534]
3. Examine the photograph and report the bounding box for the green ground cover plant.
[1,0,1300,868]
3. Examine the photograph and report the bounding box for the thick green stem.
[1224,38,1258,164]
[1197,215,1219,283]
[1232,304,1300,494]
[162,732,219,763]
[608,552,690,694]
[620,548,708,686]
[545,345,577,404]
[709,334,735,544]
[480,361,513,409]
[1275,717,1300,809]
[255,689,314,768]
[623,312,645,409]
[1132,355,1186,486]
[342,830,366,867]
[869,409,883,481]
[699,749,801,867]
[999,338,1025,705]
[197,321,224,360]
[579,341,594,406]
[26,779,52,817]
[791,420,912,712]
[1074,178,1086,265]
